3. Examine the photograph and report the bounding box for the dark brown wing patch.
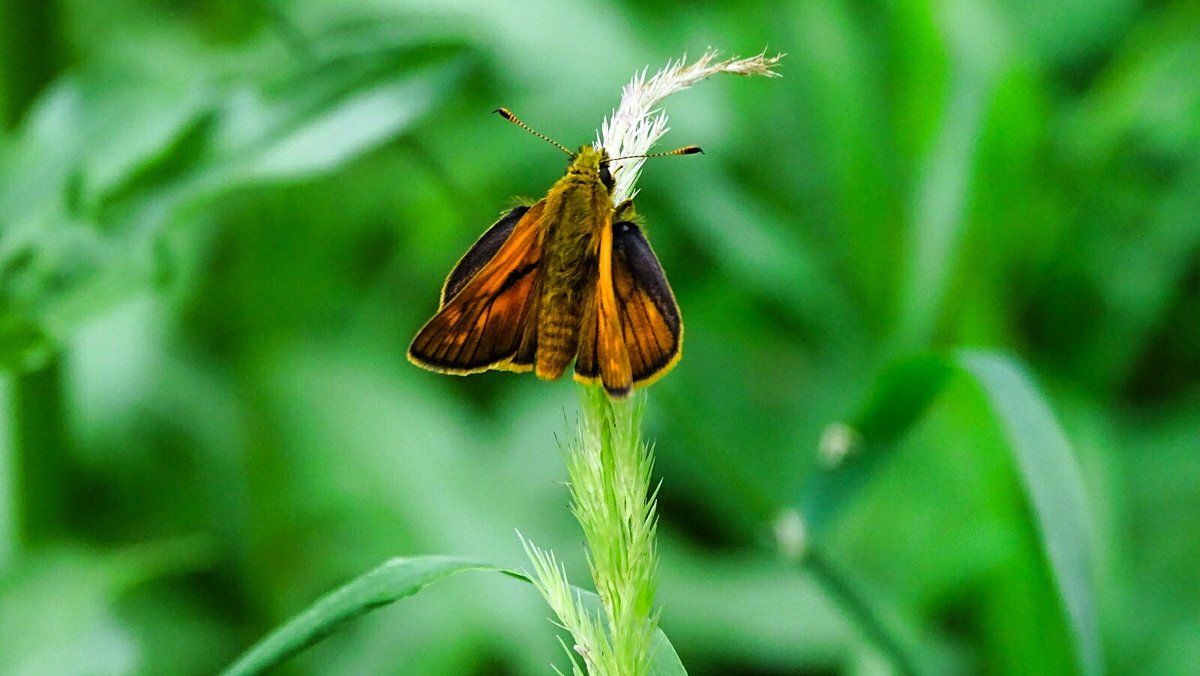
[610,220,681,384]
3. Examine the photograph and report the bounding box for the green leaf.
[221,556,688,676]
[801,350,1100,676]
[648,627,688,676]
[957,352,1101,676]
[0,40,474,373]
[849,353,956,445]
[801,354,953,537]
[893,0,1010,351]
[220,556,499,676]
[216,51,471,185]
[0,312,52,371]
[0,539,210,676]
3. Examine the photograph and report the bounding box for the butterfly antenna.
[606,146,704,163]
[495,108,575,158]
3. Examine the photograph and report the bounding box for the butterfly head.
[567,145,614,192]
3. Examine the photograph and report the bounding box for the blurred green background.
[1,0,1198,674]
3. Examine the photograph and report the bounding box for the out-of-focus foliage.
[0,0,1197,674]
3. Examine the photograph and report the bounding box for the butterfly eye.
[599,163,613,191]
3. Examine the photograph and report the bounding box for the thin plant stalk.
[0,0,68,561]
[523,388,659,675]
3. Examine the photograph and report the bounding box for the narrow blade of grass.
[957,351,1101,676]
[221,555,688,676]
[220,556,499,676]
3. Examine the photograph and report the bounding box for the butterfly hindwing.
[575,218,680,396]
[408,202,545,373]
[611,220,681,384]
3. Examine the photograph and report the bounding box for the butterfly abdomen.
[535,287,583,379]
[533,233,596,380]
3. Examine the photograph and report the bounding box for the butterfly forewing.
[440,206,531,306]
[408,202,545,373]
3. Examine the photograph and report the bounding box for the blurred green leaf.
[800,351,1100,675]
[895,90,994,346]
[0,540,209,676]
[0,38,474,373]
[0,312,51,371]
[209,42,473,186]
[957,352,1101,676]
[849,354,955,445]
[801,354,953,537]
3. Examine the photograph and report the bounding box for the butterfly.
[407,109,698,397]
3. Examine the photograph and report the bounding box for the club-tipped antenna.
[495,108,574,158]
[606,146,704,163]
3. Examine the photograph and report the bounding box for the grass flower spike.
[599,49,783,204]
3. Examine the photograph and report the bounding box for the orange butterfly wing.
[408,202,545,373]
[576,218,682,396]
